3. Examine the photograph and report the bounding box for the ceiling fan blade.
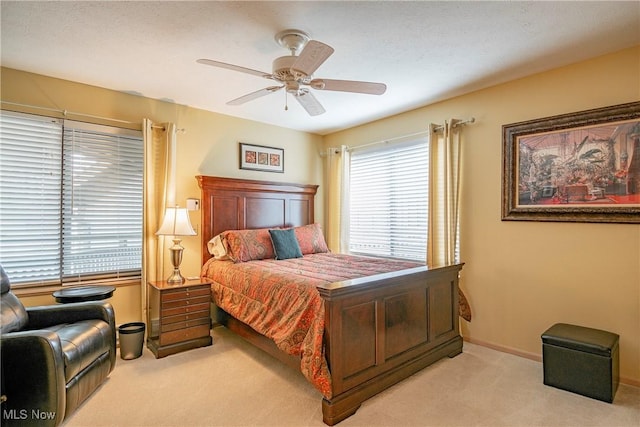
[294,89,326,116]
[310,78,387,95]
[290,40,334,79]
[227,86,283,105]
[197,59,272,79]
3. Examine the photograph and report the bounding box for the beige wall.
[324,46,640,385]
[1,67,324,326]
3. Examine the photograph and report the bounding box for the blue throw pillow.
[269,228,303,260]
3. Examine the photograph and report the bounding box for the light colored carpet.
[65,327,640,427]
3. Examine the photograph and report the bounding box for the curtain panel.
[142,119,177,319]
[427,119,463,267]
[323,146,350,253]
[427,119,472,321]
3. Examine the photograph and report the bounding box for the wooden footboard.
[215,263,463,425]
[318,263,463,425]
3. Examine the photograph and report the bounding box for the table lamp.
[156,206,197,284]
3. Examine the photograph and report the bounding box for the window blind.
[62,120,143,282]
[0,112,63,284]
[349,139,429,261]
[0,111,143,286]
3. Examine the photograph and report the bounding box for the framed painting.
[502,101,640,223]
[239,142,284,173]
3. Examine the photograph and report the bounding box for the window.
[349,139,428,261]
[0,111,143,287]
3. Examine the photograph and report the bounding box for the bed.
[197,175,465,425]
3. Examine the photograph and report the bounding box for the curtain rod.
[1,100,185,133]
[151,124,187,133]
[347,129,430,152]
[2,100,139,126]
[345,116,476,153]
[433,117,475,132]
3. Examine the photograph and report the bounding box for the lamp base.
[166,268,185,285]
[166,239,185,285]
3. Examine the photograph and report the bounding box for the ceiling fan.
[197,29,387,116]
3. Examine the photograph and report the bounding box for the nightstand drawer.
[161,294,210,309]
[161,309,210,326]
[160,324,210,346]
[161,286,210,302]
[161,302,210,317]
[161,316,210,333]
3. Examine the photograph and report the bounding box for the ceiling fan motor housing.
[272,55,310,83]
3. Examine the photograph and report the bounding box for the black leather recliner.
[0,265,116,426]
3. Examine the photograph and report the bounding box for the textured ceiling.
[1,1,639,135]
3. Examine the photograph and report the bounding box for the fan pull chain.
[284,90,288,111]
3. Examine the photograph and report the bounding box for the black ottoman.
[541,323,619,403]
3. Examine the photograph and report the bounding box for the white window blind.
[0,111,143,286]
[62,120,143,282]
[0,112,63,284]
[349,139,429,261]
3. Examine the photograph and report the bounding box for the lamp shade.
[156,206,196,236]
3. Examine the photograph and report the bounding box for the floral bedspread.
[200,253,421,399]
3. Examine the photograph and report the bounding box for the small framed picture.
[239,143,284,173]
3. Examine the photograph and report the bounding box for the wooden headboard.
[196,176,319,265]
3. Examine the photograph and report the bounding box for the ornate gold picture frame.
[502,102,640,223]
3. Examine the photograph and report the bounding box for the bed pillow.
[222,228,275,262]
[294,223,329,255]
[269,228,303,260]
[207,234,231,260]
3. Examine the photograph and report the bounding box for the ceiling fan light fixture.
[285,81,300,94]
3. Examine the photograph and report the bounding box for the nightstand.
[147,279,213,358]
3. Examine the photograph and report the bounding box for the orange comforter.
[200,253,422,398]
